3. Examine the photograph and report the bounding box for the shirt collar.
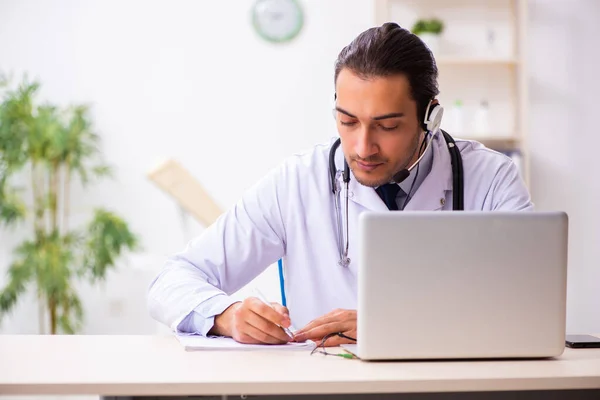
[374,134,434,196]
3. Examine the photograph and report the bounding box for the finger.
[247,298,291,328]
[295,309,354,337]
[322,334,355,347]
[270,302,289,319]
[246,308,291,343]
[242,321,289,344]
[295,321,352,342]
[233,332,262,344]
[295,310,343,335]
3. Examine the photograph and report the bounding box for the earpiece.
[423,99,444,133]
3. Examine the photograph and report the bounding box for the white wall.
[527,0,600,334]
[1,0,599,337]
[0,0,374,334]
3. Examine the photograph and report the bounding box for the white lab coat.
[147,134,533,334]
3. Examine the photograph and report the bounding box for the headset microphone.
[392,169,410,183]
[391,131,424,183]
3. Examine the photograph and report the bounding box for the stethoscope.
[327,101,465,267]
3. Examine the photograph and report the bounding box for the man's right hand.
[210,297,292,344]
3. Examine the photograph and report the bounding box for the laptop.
[342,211,568,361]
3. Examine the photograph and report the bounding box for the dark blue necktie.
[376,183,401,210]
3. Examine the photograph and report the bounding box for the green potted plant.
[0,73,139,334]
[411,18,444,54]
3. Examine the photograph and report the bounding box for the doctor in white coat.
[148,22,533,347]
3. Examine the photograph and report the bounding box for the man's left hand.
[293,309,357,347]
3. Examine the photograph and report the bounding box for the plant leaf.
[0,188,26,226]
[92,164,113,179]
[62,105,113,186]
[0,76,38,171]
[83,209,138,282]
[57,287,83,334]
[11,231,76,311]
[0,258,34,316]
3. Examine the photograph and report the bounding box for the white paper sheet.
[176,334,316,351]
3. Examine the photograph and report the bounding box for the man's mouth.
[355,160,383,172]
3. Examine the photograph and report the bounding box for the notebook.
[176,334,316,351]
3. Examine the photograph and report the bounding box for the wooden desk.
[1,335,600,399]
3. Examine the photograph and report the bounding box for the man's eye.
[379,124,399,131]
[340,121,357,126]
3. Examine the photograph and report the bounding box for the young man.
[148,23,532,347]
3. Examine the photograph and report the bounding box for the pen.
[253,288,295,339]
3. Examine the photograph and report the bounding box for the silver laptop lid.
[356,211,568,360]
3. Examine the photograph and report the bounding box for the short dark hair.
[334,22,439,127]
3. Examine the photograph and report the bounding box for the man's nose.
[354,127,377,159]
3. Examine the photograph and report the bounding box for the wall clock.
[252,0,304,43]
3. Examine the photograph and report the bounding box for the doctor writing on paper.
[148,23,532,346]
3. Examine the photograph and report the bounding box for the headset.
[328,99,464,267]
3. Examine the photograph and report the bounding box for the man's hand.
[293,309,357,347]
[210,298,292,344]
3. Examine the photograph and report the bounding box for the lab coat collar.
[333,133,452,212]
[403,133,452,211]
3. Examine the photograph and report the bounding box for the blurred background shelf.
[461,136,520,152]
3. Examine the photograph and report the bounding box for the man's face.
[335,68,423,188]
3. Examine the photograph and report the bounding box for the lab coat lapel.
[403,134,453,211]
[348,175,389,211]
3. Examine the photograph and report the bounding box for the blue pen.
[253,288,295,339]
